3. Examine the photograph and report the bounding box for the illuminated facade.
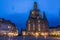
[0,18,18,36]
[22,2,49,37]
[49,26,60,36]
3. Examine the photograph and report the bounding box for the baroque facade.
[0,18,18,36]
[22,2,49,36]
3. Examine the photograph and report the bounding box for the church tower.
[26,2,43,35]
[22,2,49,36]
[42,12,49,32]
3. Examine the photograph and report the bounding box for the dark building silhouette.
[22,2,49,36]
[42,12,49,32]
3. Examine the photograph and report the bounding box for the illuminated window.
[28,24,30,31]
[38,24,40,31]
[32,11,34,15]
[22,31,26,35]
[33,24,35,31]
[0,18,18,36]
[8,26,11,29]
[35,32,39,37]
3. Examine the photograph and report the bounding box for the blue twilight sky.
[0,0,60,33]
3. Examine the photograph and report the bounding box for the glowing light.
[14,33,18,36]
[35,32,39,37]
[8,33,14,36]
[31,32,35,36]
[4,32,6,35]
[51,31,60,36]
[8,26,11,28]
[41,32,48,38]
[22,31,26,36]
[8,32,18,36]
[32,11,34,14]
[41,32,45,36]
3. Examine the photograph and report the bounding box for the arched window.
[33,24,35,31]
[38,23,40,31]
[28,24,30,31]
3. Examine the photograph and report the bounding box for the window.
[33,24,35,31]
[28,24,30,31]
[38,24,40,31]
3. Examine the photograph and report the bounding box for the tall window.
[38,24,40,31]
[38,20,40,23]
[33,24,35,31]
[28,24,30,31]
